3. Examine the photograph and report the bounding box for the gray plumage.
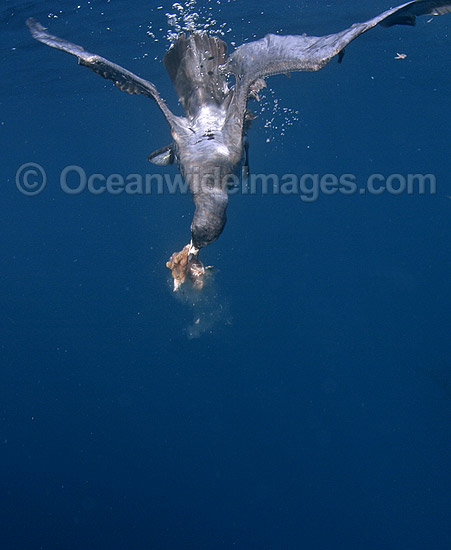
[26,1,450,289]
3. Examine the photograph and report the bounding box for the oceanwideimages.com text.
[16,163,437,202]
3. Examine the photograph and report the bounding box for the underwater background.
[1,1,450,548]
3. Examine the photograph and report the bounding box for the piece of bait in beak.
[166,243,190,291]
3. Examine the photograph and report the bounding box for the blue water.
[2,1,450,549]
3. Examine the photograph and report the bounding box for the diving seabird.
[26,1,451,290]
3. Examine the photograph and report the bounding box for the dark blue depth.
[1,2,450,549]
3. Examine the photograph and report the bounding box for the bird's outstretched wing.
[226,1,451,82]
[26,18,178,129]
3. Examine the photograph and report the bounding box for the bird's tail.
[163,33,229,117]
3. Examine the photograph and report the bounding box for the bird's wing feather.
[226,1,451,81]
[26,18,178,129]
